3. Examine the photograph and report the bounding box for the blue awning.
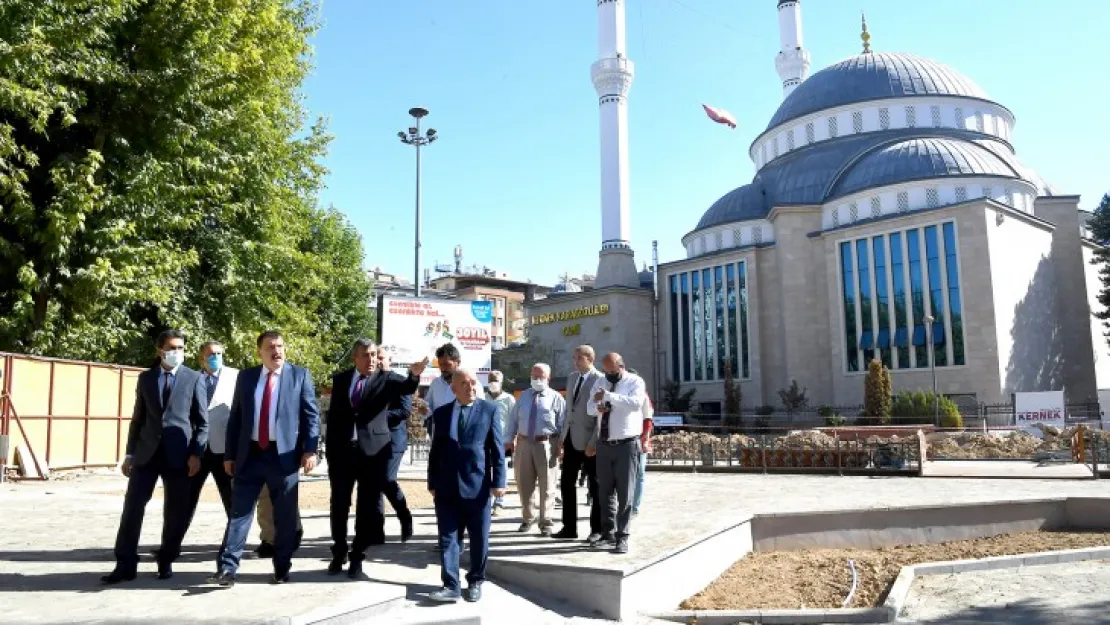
[894,327,909,347]
[876,327,891,349]
[859,330,874,350]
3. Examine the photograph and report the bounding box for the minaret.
[774,0,811,98]
[591,0,639,289]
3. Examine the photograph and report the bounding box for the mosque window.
[926,188,939,208]
[943,223,966,365]
[905,106,917,128]
[736,261,750,378]
[674,263,751,383]
[906,228,929,369]
[831,207,840,228]
[773,137,780,158]
[924,226,948,367]
[733,229,742,246]
[805,122,815,144]
[974,111,984,132]
[879,107,890,130]
[852,111,863,134]
[714,266,726,379]
[897,191,910,213]
[889,232,910,368]
[931,106,942,128]
[828,116,838,138]
[670,275,680,381]
[955,186,968,202]
[1002,188,1013,206]
[982,186,993,200]
[873,236,892,369]
[839,242,859,373]
[849,202,859,222]
[680,273,691,380]
[761,143,768,164]
[787,129,796,151]
[954,107,964,128]
[692,271,702,381]
[856,239,874,364]
[753,227,763,244]
[703,268,714,380]
[714,231,723,249]
[870,197,882,218]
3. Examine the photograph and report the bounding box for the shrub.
[891,390,963,428]
[755,405,776,416]
[861,359,893,425]
[825,413,847,427]
[777,380,809,415]
[817,405,835,418]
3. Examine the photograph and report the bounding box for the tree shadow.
[1004,255,1065,397]
[905,596,1110,624]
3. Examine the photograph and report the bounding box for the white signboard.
[380,296,494,386]
[1014,390,1066,430]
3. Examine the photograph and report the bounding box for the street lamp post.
[398,107,438,297]
[923,314,939,426]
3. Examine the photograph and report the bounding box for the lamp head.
[397,131,406,140]
[408,107,429,119]
[426,128,437,138]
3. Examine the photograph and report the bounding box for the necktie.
[350,374,367,441]
[457,405,470,440]
[527,391,540,438]
[572,375,585,406]
[206,375,217,403]
[258,371,274,449]
[162,373,173,409]
[599,380,617,442]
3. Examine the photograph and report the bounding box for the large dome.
[765,52,995,132]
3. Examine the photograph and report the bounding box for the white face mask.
[488,382,502,394]
[530,379,547,392]
[162,348,185,368]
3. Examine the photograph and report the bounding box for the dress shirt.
[252,363,284,443]
[158,363,181,409]
[586,371,647,440]
[488,392,516,432]
[426,375,485,414]
[506,387,565,440]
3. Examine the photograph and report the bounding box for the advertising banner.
[379,296,494,386]
[1014,390,1066,431]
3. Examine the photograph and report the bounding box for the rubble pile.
[927,424,1110,459]
[652,431,753,459]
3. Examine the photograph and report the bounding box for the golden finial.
[860,12,872,54]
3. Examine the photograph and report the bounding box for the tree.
[861,358,893,425]
[0,0,370,384]
[1087,193,1110,348]
[777,379,809,415]
[722,357,742,426]
[661,379,697,413]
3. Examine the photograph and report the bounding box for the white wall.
[1083,244,1110,389]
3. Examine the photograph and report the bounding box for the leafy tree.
[860,358,893,425]
[777,379,809,415]
[722,357,742,426]
[661,379,696,413]
[0,0,370,384]
[1087,193,1110,347]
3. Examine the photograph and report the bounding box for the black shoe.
[255,542,275,558]
[100,569,136,585]
[149,548,161,560]
[156,564,173,580]
[271,569,290,584]
[588,532,614,547]
[293,529,303,551]
[463,583,483,603]
[614,539,629,554]
[426,587,461,602]
[207,571,236,587]
[400,519,414,543]
[327,555,347,575]
[347,559,363,579]
[552,528,578,539]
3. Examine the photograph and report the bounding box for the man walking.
[554,345,604,540]
[505,363,565,537]
[426,369,505,603]
[182,341,238,533]
[376,345,417,545]
[586,353,651,554]
[210,331,319,585]
[102,329,208,583]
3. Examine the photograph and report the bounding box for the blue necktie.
[457,405,470,440]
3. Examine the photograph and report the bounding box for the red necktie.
[258,371,274,449]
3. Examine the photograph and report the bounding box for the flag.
[702,104,737,129]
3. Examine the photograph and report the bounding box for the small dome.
[695,184,769,230]
[828,137,1021,200]
[766,52,993,132]
[551,282,582,294]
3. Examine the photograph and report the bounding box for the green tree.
[777,379,809,415]
[0,0,370,384]
[861,358,893,425]
[661,379,696,413]
[1087,193,1110,347]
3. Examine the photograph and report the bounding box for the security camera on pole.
[398,107,438,297]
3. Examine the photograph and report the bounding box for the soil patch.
[681,531,1110,610]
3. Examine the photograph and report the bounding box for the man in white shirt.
[505,363,566,536]
[485,370,515,514]
[183,342,238,530]
[586,353,652,554]
[421,343,484,438]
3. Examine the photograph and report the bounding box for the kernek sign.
[1013,390,1066,429]
[379,296,494,386]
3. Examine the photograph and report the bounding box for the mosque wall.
[1082,243,1110,391]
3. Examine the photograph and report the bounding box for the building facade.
[429,274,547,350]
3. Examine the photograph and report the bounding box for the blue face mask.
[206,354,223,372]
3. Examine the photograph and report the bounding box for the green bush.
[861,359,893,425]
[817,405,835,418]
[891,390,963,428]
[755,405,776,416]
[825,413,847,427]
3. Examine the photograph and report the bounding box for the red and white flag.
[702,104,737,129]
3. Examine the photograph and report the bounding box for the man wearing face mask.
[586,353,650,555]
[181,341,239,537]
[485,370,515,515]
[103,329,209,584]
[504,363,566,536]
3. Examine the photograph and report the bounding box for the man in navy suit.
[102,329,209,584]
[209,330,320,586]
[426,369,506,603]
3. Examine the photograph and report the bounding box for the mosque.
[523,0,1109,412]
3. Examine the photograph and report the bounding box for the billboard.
[1014,390,1066,431]
[379,296,494,386]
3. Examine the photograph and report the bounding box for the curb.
[648,546,1110,625]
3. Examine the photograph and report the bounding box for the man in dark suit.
[102,329,209,584]
[426,369,506,603]
[209,330,320,586]
[375,345,416,543]
[325,339,424,577]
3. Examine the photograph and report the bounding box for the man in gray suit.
[102,329,209,583]
[553,345,605,540]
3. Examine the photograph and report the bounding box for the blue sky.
[303,0,1110,287]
